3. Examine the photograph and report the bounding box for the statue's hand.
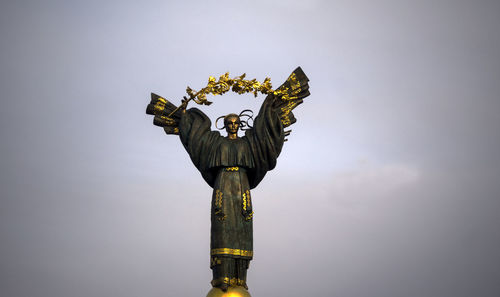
[180,96,190,113]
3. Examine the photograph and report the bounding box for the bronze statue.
[146,67,310,296]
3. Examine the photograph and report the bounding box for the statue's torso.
[206,137,255,170]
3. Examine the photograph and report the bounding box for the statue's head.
[215,110,254,138]
[224,113,240,135]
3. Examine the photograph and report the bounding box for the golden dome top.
[206,286,251,297]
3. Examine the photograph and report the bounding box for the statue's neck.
[227,133,238,140]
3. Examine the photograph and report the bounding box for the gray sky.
[1,0,500,296]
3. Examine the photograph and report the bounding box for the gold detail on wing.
[280,101,299,126]
[273,72,302,101]
[157,115,176,126]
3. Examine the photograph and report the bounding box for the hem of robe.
[211,248,253,259]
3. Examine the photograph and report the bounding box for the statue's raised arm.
[243,67,310,188]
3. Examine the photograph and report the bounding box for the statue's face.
[225,116,240,135]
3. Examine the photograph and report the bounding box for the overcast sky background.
[1,1,500,297]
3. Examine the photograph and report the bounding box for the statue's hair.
[215,110,254,131]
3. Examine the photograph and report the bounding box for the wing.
[271,67,310,140]
[146,93,183,135]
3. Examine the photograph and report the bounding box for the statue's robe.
[178,93,285,261]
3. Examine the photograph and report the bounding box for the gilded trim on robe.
[215,190,223,209]
[210,256,222,268]
[214,189,226,221]
[211,277,247,287]
[211,248,253,257]
[245,212,253,221]
[242,190,249,211]
[225,166,239,171]
[242,190,253,221]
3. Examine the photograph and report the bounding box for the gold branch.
[185,72,274,106]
